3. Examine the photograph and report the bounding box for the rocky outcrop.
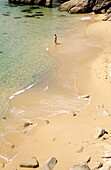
[8,0,52,7]
[60,0,111,21]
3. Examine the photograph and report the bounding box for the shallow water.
[0,0,101,162]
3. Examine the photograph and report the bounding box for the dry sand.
[3,15,111,170]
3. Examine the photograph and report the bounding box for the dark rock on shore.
[8,0,52,7]
[59,0,111,21]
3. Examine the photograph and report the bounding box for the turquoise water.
[0,0,76,117]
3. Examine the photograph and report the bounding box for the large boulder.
[60,0,111,20]
[8,0,52,7]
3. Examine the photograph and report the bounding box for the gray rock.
[92,162,103,170]
[99,110,110,116]
[41,157,57,170]
[70,165,90,170]
[77,146,84,153]
[0,163,5,168]
[94,127,108,139]
[20,157,39,168]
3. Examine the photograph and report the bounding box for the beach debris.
[77,146,84,153]
[92,162,103,170]
[20,157,39,168]
[45,120,49,124]
[80,156,91,166]
[94,127,108,139]
[24,122,33,128]
[99,110,110,116]
[41,157,57,170]
[96,104,104,109]
[80,95,90,99]
[0,163,5,168]
[70,165,90,170]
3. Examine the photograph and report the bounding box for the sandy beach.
[2,14,111,170]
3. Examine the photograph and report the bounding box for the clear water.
[0,0,77,117]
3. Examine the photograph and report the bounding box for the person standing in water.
[54,34,57,44]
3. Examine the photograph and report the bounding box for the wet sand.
[2,14,111,169]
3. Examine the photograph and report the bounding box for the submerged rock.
[8,0,52,7]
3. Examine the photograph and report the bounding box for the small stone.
[96,104,104,109]
[20,157,39,168]
[80,161,87,165]
[92,162,103,170]
[99,164,111,170]
[99,110,110,116]
[53,138,56,141]
[70,165,90,170]
[80,156,91,165]
[80,95,90,99]
[41,157,57,170]
[77,146,84,153]
[11,145,15,149]
[101,151,111,158]
[72,112,77,116]
[24,122,33,128]
[2,116,6,120]
[0,163,5,168]
[94,127,108,139]
[45,120,49,124]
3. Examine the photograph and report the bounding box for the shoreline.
[2,14,111,170]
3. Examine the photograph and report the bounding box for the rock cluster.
[59,0,111,21]
[8,0,52,7]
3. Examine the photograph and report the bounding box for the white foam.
[46,47,49,51]
[9,84,34,100]
[43,86,48,91]
[81,17,91,20]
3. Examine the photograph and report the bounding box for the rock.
[59,0,111,21]
[94,127,108,139]
[80,95,90,99]
[11,145,15,149]
[24,122,33,128]
[80,161,88,166]
[41,157,57,170]
[96,104,104,108]
[101,151,111,158]
[0,163,5,168]
[107,7,111,14]
[99,165,111,170]
[77,146,84,153]
[92,162,103,170]
[70,165,90,170]
[45,120,49,124]
[72,111,77,116]
[80,156,91,165]
[99,110,110,116]
[8,0,52,7]
[20,157,39,168]
[2,116,6,120]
